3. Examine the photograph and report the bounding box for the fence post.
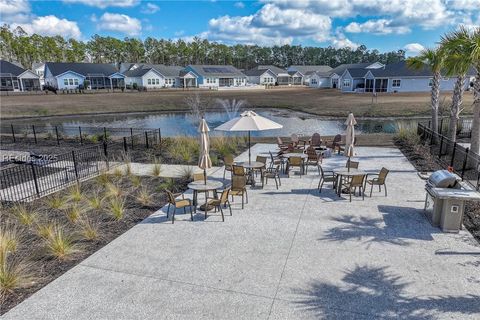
[30,162,40,198]
[439,118,444,135]
[158,128,161,145]
[123,137,128,152]
[32,125,37,144]
[79,126,83,144]
[11,124,16,143]
[72,150,79,182]
[103,127,107,142]
[450,142,457,167]
[461,147,469,180]
[103,140,108,158]
[130,128,134,148]
[438,135,444,157]
[55,126,60,145]
[145,131,149,149]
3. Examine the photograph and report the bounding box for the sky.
[1,0,479,56]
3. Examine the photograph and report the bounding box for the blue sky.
[1,0,479,56]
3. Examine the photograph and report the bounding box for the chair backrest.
[256,156,267,165]
[333,134,342,144]
[291,134,299,143]
[306,147,317,159]
[224,154,234,166]
[232,165,245,176]
[351,174,366,186]
[277,137,284,145]
[165,190,175,204]
[318,165,325,177]
[289,156,303,166]
[311,133,321,146]
[231,175,246,190]
[378,167,389,183]
[220,187,231,204]
[346,160,359,169]
[193,172,205,181]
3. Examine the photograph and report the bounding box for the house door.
[12,80,19,91]
[365,79,374,92]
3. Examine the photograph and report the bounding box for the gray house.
[246,65,303,85]
[122,63,188,88]
[340,61,475,93]
[0,60,41,91]
[287,65,332,85]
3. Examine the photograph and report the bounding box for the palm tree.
[441,27,480,154]
[407,48,446,135]
[440,28,473,141]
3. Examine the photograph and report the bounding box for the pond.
[13,109,425,137]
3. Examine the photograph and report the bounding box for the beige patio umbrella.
[198,118,212,184]
[345,113,357,171]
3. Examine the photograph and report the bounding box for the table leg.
[204,192,208,219]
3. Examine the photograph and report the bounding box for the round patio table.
[188,180,224,218]
[282,153,308,159]
[238,161,265,187]
[333,167,367,196]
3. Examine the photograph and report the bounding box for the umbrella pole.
[248,131,251,164]
[204,168,207,185]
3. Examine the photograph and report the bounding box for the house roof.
[287,70,303,77]
[187,65,246,77]
[0,60,27,77]
[288,65,332,74]
[329,63,372,76]
[32,62,45,70]
[150,64,184,77]
[243,68,272,76]
[256,65,288,76]
[368,61,476,78]
[345,68,370,78]
[46,62,119,77]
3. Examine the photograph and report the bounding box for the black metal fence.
[0,145,108,202]
[417,123,479,190]
[428,117,473,139]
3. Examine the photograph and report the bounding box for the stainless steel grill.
[424,170,480,232]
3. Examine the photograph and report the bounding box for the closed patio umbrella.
[345,112,357,171]
[215,110,283,163]
[198,118,212,184]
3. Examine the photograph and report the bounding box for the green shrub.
[394,123,420,145]
[0,254,33,300]
[44,223,79,260]
[44,194,67,210]
[10,204,37,226]
[78,217,100,241]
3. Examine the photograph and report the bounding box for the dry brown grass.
[1,88,475,119]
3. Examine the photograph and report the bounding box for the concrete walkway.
[3,144,480,319]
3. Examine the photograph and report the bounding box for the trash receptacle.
[440,198,465,233]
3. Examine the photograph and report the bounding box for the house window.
[428,79,433,87]
[148,79,152,85]
[311,79,317,85]
[343,79,351,87]
[74,79,79,85]
[392,79,401,87]
[64,79,68,85]
[69,79,74,85]
[156,79,159,85]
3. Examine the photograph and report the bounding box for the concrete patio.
[3,144,480,319]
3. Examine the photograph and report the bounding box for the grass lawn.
[0,87,475,119]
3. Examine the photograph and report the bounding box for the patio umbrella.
[215,110,282,163]
[198,118,212,184]
[345,112,357,171]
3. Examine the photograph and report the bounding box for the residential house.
[245,65,303,85]
[44,62,125,90]
[330,62,384,90]
[244,67,277,85]
[340,61,475,93]
[122,63,188,88]
[287,65,332,85]
[184,65,246,87]
[0,60,41,91]
[32,62,45,87]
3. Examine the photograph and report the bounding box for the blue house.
[184,65,246,87]
[44,62,125,90]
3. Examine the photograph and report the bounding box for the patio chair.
[165,189,193,224]
[193,172,205,181]
[346,160,359,169]
[326,134,344,154]
[223,154,234,180]
[269,151,285,172]
[365,167,389,197]
[286,156,304,177]
[206,187,232,221]
[317,165,336,192]
[277,137,289,150]
[255,155,268,176]
[305,146,322,174]
[230,175,248,209]
[341,174,366,202]
[232,164,246,176]
[310,133,322,148]
[291,133,299,145]
[262,164,281,189]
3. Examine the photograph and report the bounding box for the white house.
[244,68,277,85]
[287,65,332,85]
[122,63,187,89]
[184,65,247,88]
[44,62,125,90]
[307,71,332,88]
[0,60,41,91]
[245,65,303,85]
[329,62,384,90]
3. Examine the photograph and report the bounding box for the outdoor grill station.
[423,170,480,233]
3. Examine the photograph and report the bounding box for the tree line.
[407,26,480,154]
[0,25,405,70]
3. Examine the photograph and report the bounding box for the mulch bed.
[0,174,188,315]
[394,138,480,244]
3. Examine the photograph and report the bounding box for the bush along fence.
[417,123,479,190]
[1,124,162,146]
[0,128,161,203]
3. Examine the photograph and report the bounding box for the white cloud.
[96,12,142,36]
[234,2,245,8]
[0,0,30,23]
[404,43,425,56]
[448,0,480,11]
[12,15,81,39]
[345,19,410,35]
[330,32,359,49]
[141,3,159,14]
[62,0,139,9]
